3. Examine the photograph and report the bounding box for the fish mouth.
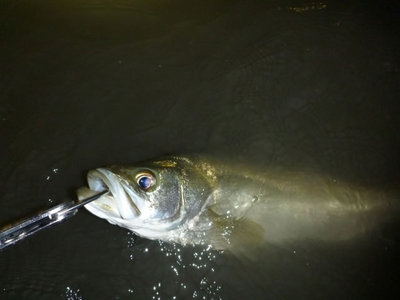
[81,168,142,220]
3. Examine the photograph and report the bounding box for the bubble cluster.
[159,242,223,298]
[151,282,162,300]
[126,231,136,248]
[45,168,59,181]
[65,286,83,300]
[198,277,222,299]
[125,233,224,299]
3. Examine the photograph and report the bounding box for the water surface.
[1,0,400,298]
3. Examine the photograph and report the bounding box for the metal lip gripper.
[0,190,108,250]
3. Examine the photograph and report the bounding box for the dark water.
[1,0,400,299]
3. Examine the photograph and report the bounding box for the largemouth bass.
[77,156,397,251]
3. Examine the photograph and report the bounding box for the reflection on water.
[1,0,399,298]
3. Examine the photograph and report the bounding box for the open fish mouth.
[79,168,142,220]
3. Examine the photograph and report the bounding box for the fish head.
[77,157,213,240]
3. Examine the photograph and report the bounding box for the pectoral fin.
[204,208,265,258]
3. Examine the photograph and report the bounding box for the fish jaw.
[83,168,141,220]
[77,186,120,222]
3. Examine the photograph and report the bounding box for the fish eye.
[136,172,156,190]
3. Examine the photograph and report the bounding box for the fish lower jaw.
[87,168,139,219]
[84,202,120,222]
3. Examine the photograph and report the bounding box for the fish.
[77,155,398,252]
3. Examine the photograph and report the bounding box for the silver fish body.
[77,156,397,251]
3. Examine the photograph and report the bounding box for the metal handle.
[0,190,108,250]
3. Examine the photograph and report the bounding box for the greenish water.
[1,0,399,298]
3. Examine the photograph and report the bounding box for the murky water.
[1,0,400,299]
